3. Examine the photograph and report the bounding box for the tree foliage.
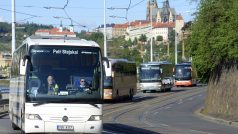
[187,0,238,82]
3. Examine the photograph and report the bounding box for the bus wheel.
[11,122,20,130]
[128,89,133,101]
[167,88,172,92]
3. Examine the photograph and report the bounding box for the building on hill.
[112,24,128,38]
[175,14,185,35]
[35,24,76,37]
[0,52,11,78]
[0,52,11,68]
[125,21,174,42]
[94,24,115,39]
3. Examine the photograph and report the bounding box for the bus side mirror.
[160,68,163,74]
[103,57,109,68]
[20,59,28,75]
[20,55,32,75]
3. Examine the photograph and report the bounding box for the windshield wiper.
[33,102,49,107]
[90,104,100,109]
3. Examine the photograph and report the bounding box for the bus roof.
[176,62,192,66]
[108,58,135,64]
[23,35,100,48]
[140,61,172,66]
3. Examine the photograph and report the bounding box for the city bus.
[103,59,137,101]
[174,62,197,87]
[138,61,174,93]
[9,35,107,133]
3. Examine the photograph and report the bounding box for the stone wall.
[203,61,238,121]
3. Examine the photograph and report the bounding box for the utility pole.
[104,0,107,57]
[167,41,170,56]
[182,31,185,61]
[175,32,178,64]
[150,0,153,62]
[11,0,16,56]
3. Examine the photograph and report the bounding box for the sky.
[0,0,199,31]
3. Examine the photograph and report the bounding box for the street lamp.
[175,32,178,64]
[11,0,16,56]
[104,0,107,57]
[150,0,153,62]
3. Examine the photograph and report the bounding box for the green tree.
[187,0,238,120]
[156,35,163,42]
[139,34,147,43]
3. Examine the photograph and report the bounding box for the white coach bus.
[103,59,137,101]
[138,61,174,93]
[9,36,108,134]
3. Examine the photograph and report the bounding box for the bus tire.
[11,122,20,130]
[167,88,171,92]
[128,89,133,101]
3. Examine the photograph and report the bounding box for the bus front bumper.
[140,83,162,91]
[175,80,193,86]
[25,118,102,133]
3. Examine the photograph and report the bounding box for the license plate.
[57,125,74,131]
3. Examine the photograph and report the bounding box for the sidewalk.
[195,107,238,128]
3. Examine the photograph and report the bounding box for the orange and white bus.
[174,62,197,87]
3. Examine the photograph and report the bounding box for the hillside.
[0,22,53,51]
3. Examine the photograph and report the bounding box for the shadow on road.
[170,89,186,93]
[104,123,160,134]
[104,96,157,104]
[0,112,8,119]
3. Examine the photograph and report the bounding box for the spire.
[69,20,74,32]
[59,21,63,32]
[146,0,158,21]
[163,0,170,9]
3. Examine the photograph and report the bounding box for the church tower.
[146,0,158,21]
[161,0,170,22]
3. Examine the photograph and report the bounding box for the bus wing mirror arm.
[23,55,31,66]
[103,57,109,68]
[22,55,33,72]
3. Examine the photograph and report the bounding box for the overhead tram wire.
[42,0,87,28]
[0,7,41,18]
[129,0,147,9]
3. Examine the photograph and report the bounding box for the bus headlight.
[88,115,102,121]
[26,114,42,120]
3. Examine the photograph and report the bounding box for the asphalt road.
[1,86,238,134]
[103,87,238,134]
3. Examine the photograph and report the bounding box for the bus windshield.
[26,46,102,103]
[175,65,192,80]
[139,65,161,82]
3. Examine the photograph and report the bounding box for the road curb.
[195,107,238,128]
[0,111,8,118]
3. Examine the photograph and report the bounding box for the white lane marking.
[177,101,183,104]
[190,129,214,134]
[103,130,120,134]
[160,124,169,127]
[133,96,146,100]
[165,106,171,109]
[153,112,159,115]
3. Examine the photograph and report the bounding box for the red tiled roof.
[112,20,176,29]
[35,28,76,35]
[113,24,128,28]
[153,22,175,28]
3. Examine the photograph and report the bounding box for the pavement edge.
[195,107,238,128]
